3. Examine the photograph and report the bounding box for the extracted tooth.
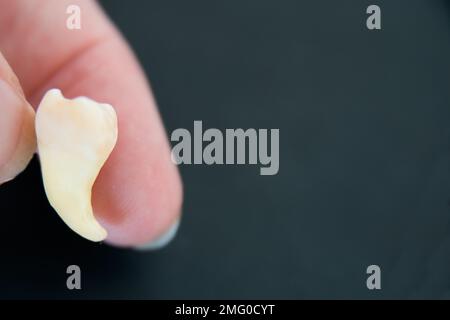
[35,89,118,242]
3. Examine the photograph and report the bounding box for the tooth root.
[35,89,118,242]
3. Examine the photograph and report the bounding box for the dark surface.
[2,0,450,298]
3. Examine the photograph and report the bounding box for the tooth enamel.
[35,89,118,242]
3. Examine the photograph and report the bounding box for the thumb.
[0,52,36,184]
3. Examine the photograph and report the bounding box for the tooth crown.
[36,89,118,242]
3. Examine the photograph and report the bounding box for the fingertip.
[0,79,36,184]
[96,147,184,247]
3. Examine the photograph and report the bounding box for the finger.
[0,51,35,185]
[0,0,183,247]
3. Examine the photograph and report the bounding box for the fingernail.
[135,219,180,251]
[0,79,36,184]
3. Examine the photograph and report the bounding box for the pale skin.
[0,0,183,247]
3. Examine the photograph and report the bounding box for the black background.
[1,0,450,299]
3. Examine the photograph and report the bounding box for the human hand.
[0,0,182,248]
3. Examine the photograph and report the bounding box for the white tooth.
[35,89,118,242]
